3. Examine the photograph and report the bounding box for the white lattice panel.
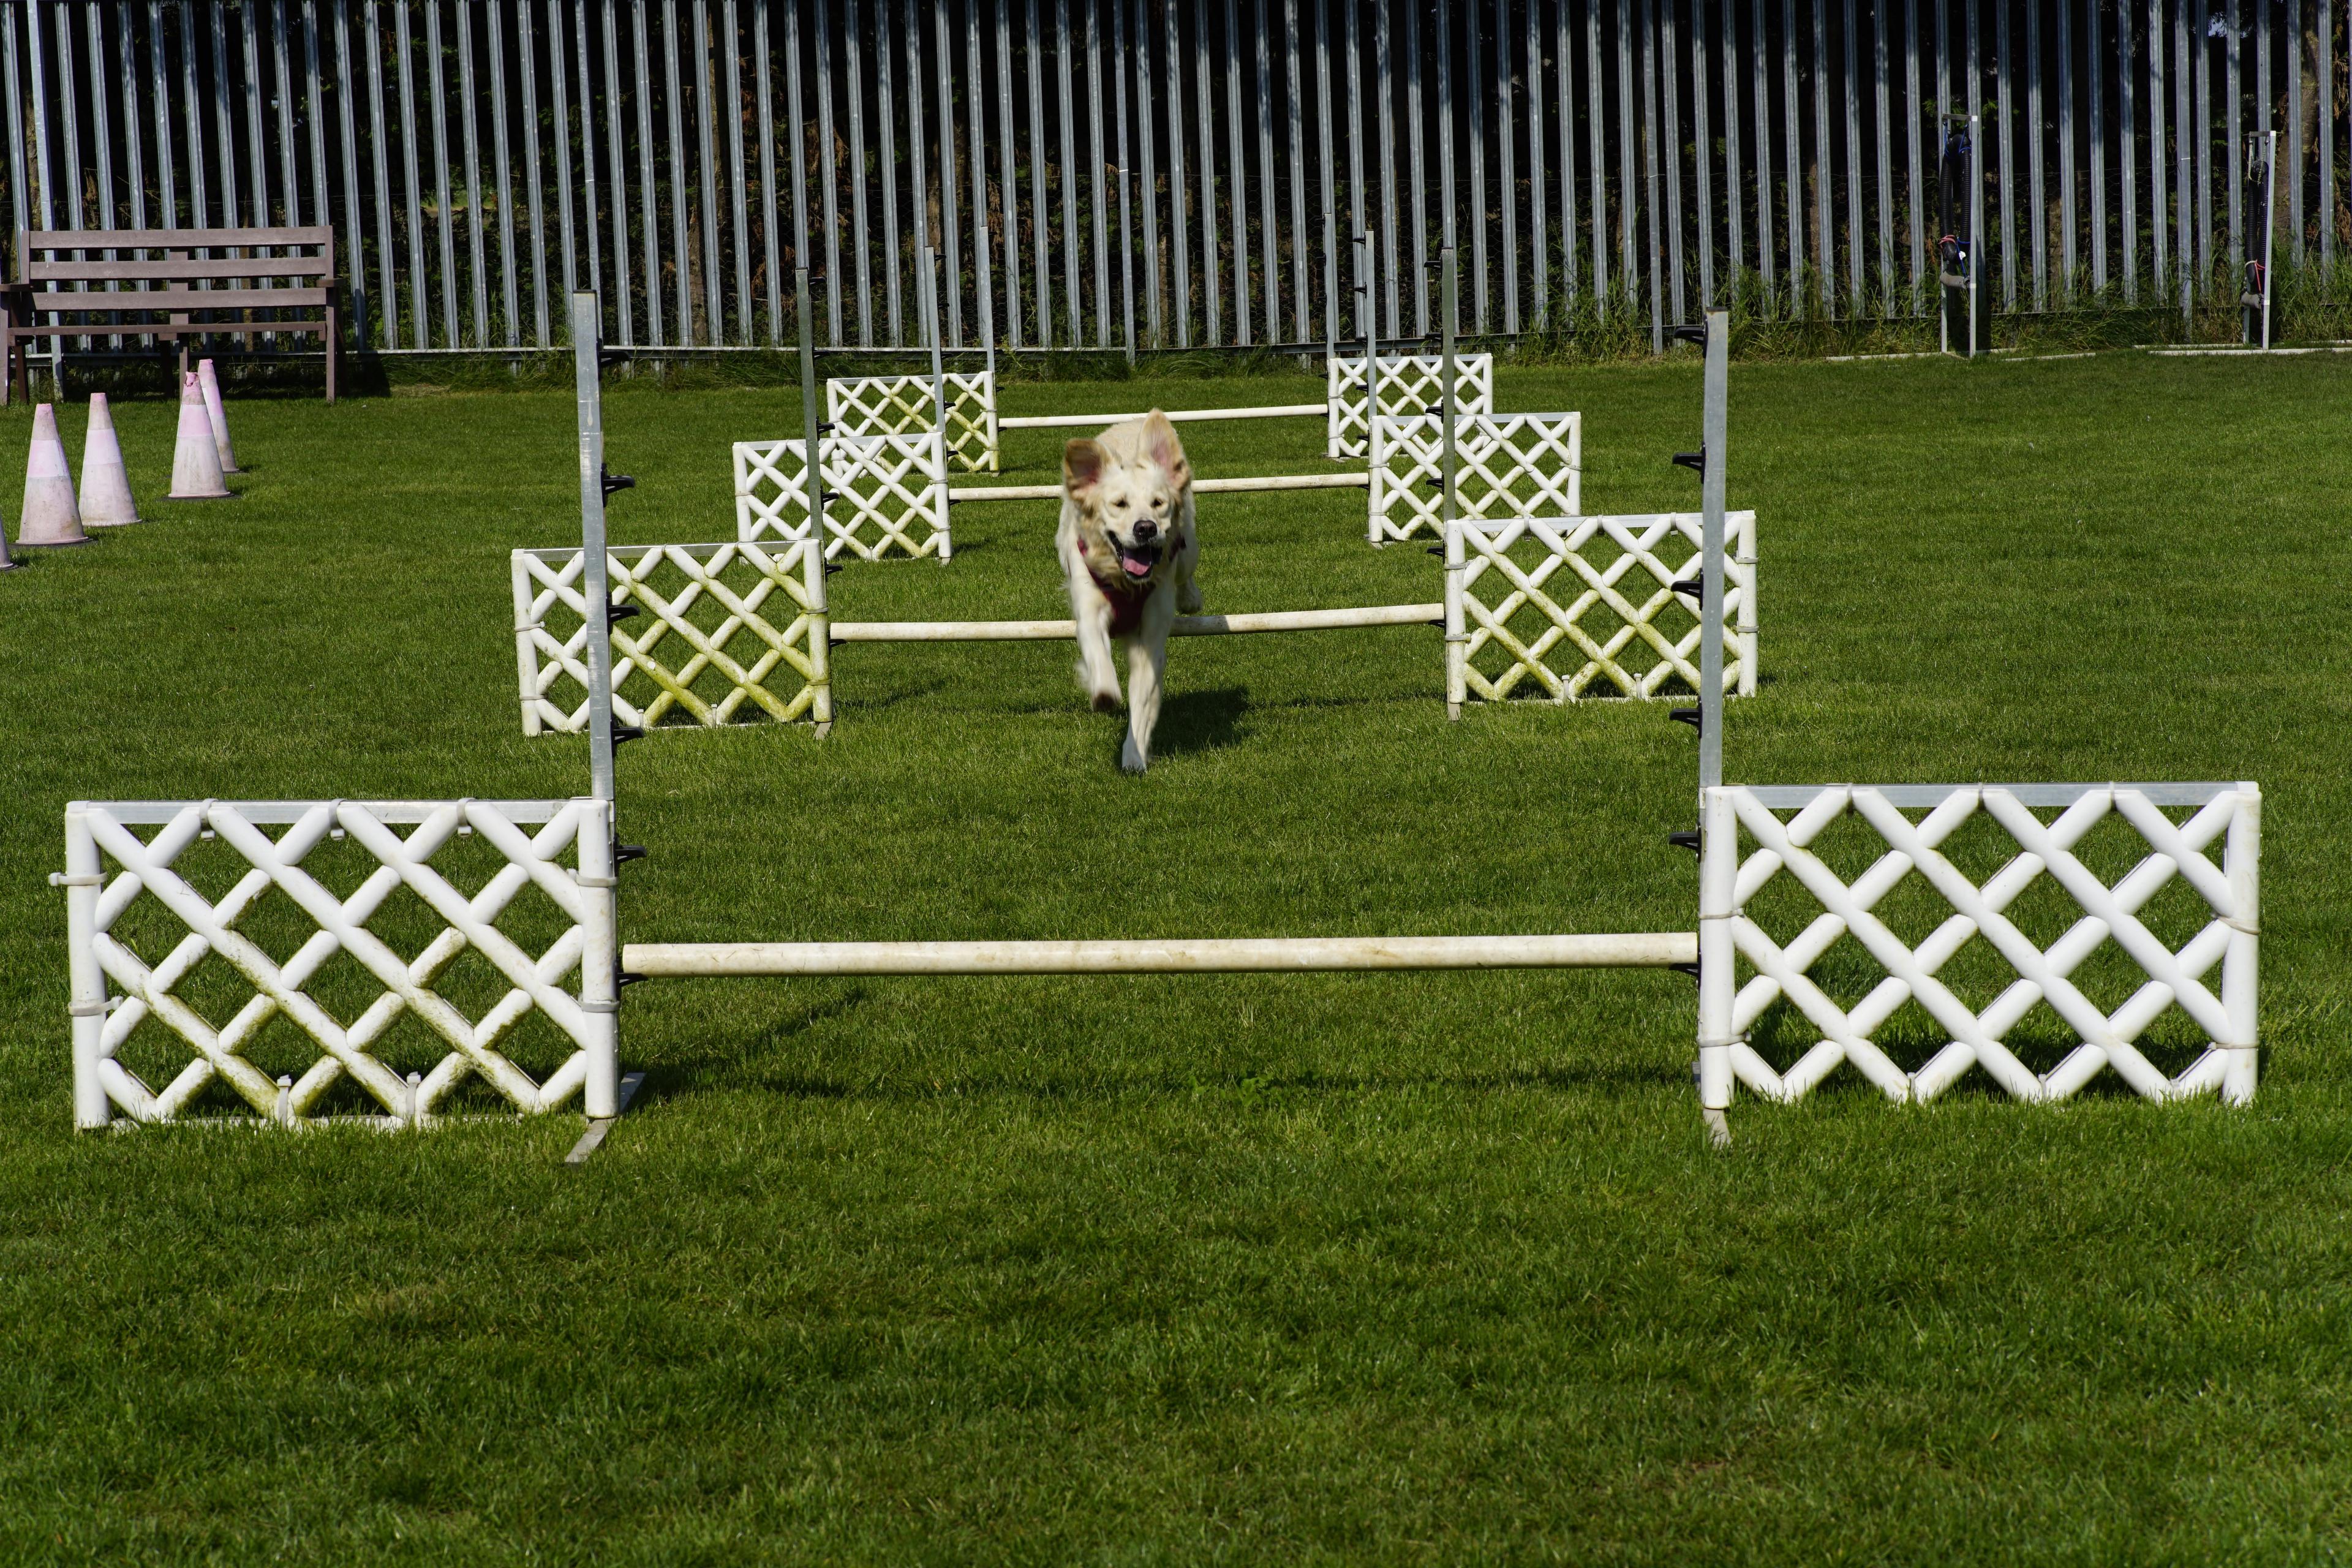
[1446,511,1757,706]
[733,432,951,560]
[1325,352,1496,458]
[513,540,831,735]
[1368,412,1581,543]
[826,370,999,472]
[59,797,618,1127]
[1698,783,2260,1109]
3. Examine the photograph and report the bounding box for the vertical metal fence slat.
[421,2,456,344]
[1088,0,1110,348]
[970,0,1000,352]
[487,2,521,347]
[1468,0,1493,330]
[1660,0,1683,325]
[1028,0,1052,344]
[605,0,634,342]
[1116,0,1136,354]
[937,0,963,348]
[2146,0,2164,292]
[1410,4,1431,331]
[151,0,178,231]
[1521,0,1540,326]
[1289,0,1310,344]
[241,2,267,226]
[2225,0,2240,276]
[575,1,601,307]
[637,0,665,344]
[1904,0,1921,296]
[993,0,1021,346]
[1752,0,1772,292]
[1997,0,2015,306]
[1229,0,1253,342]
[1962,0,1977,311]
[119,1,146,239]
[1870,0,1890,298]
[2177,0,2194,304]
[903,0,927,350]
[1559,0,1579,308]
[1642,0,1660,341]
[725,0,751,344]
[457,1,489,343]
[29,1,52,232]
[2121,0,2138,296]
[303,2,333,323]
[2092,0,2109,292]
[1440,0,1458,266]
[1721,0,1740,291]
[1841,0,1858,311]
[1780,0,1800,285]
[1058,0,1082,344]
[1810,0,1830,310]
[519,2,551,343]
[2288,0,2302,259]
[1692,0,1713,309]
[1387,4,1409,332]
[2255,0,2270,267]
[783,0,809,337]
[551,0,579,306]
[812,0,839,341]
[270,0,295,228]
[2029,0,2046,306]
[393,1,424,345]
[870,0,899,345]
[1136,0,1161,345]
[1,6,22,263]
[1624,0,1642,299]
[210,7,235,232]
[2193,0,2209,279]
[1166,0,1189,344]
[2324,0,2335,267]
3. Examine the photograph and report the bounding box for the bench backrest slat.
[18,225,332,252]
[28,257,332,284]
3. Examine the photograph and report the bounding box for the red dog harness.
[1089,564,1156,636]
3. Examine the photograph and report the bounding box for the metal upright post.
[1967,112,1982,358]
[924,243,947,445]
[1439,245,1460,530]
[797,264,835,733]
[572,292,618,807]
[1440,244,1466,720]
[1697,307,1728,795]
[1694,304,1731,1146]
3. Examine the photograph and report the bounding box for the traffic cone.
[17,402,88,547]
[168,372,233,499]
[78,393,140,527]
[197,358,240,472]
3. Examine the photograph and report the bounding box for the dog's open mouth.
[1115,541,1162,579]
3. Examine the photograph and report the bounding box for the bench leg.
[325,307,337,404]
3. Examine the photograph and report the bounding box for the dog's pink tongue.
[1121,556,1152,578]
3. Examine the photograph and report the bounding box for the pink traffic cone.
[168,372,233,500]
[78,393,140,527]
[197,358,240,472]
[17,402,88,547]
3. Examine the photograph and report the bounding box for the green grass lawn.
[1,351,2348,1564]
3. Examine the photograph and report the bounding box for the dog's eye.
[1110,496,1128,509]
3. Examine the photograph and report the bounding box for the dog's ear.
[1063,437,1107,499]
[1140,410,1191,489]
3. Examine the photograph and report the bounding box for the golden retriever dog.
[1058,410,1202,773]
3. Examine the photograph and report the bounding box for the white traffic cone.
[78,393,140,527]
[168,371,233,500]
[197,358,241,472]
[17,402,89,547]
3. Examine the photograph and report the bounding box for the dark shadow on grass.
[657,1057,1693,1104]
[1144,685,1250,758]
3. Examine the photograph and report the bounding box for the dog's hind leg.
[1172,529,1204,616]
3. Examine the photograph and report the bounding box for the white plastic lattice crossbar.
[1368,412,1582,543]
[1697,783,2260,1109]
[1444,511,1757,707]
[60,798,619,1128]
[826,370,1000,473]
[733,432,951,560]
[511,540,832,736]
[1325,352,1496,458]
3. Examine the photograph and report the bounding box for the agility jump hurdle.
[507,509,1754,738]
[58,797,620,1128]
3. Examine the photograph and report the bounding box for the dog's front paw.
[1091,689,1123,713]
[1120,736,1148,774]
[1176,586,1204,615]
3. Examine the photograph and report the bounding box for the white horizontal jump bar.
[948,472,1370,502]
[998,402,1327,429]
[624,932,1698,977]
[831,603,1442,643]
[1736,781,2255,809]
[69,799,575,825]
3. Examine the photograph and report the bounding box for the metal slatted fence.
[1,0,2337,358]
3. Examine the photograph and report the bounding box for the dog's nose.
[1133,519,1159,542]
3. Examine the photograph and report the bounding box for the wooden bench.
[6,225,340,403]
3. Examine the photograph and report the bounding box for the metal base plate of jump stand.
[564,1070,645,1165]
